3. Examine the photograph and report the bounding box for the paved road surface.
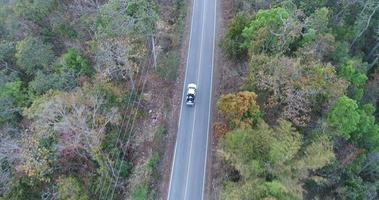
[167,0,217,199]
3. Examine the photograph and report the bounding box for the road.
[167,0,217,199]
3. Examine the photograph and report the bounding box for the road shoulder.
[157,0,193,199]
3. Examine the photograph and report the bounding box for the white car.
[186,83,197,106]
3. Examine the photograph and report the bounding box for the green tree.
[328,96,360,139]
[29,70,76,95]
[306,7,330,34]
[339,60,368,88]
[356,104,379,151]
[0,40,15,62]
[0,80,26,123]
[240,7,301,54]
[220,12,251,59]
[241,7,289,48]
[15,36,55,76]
[61,49,93,76]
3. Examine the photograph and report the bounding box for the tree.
[61,49,93,77]
[241,7,290,49]
[24,84,121,156]
[19,83,122,183]
[217,91,260,129]
[220,12,251,59]
[241,7,302,54]
[97,0,158,38]
[15,36,55,76]
[219,120,273,178]
[246,54,347,126]
[356,104,379,151]
[350,0,379,48]
[13,0,57,22]
[219,119,335,200]
[269,120,302,165]
[306,7,330,34]
[56,176,88,200]
[0,40,15,63]
[328,96,360,139]
[28,70,76,95]
[0,80,26,123]
[95,37,146,87]
[339,60,368,88]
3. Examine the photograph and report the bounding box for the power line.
[99,35,155,200]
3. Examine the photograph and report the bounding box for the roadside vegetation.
[215,0,378,199]
[0,0,186,199]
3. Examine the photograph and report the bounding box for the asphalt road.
[167,0,217,199]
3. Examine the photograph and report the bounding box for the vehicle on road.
[186,83,197,106]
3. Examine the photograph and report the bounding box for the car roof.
[188,88,196,94]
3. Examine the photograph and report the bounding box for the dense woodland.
[0,0,186,199]
[216,0,379,199]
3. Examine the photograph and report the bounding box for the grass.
[131,184,149,200]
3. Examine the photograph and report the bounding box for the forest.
[0,0,186,199]
[215,0,379,199]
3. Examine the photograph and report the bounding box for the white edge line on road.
[201,0,217,199]
[167,0,197,198]
[183,0,206,198]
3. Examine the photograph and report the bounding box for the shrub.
[61,49,93,77]
[131,184,149,200]
[56,176,88,200]
[156,51,179,81]
[146,152,159,176]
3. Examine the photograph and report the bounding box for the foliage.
[0,40,15,62]
[4,176,45,200]
[241,7,289,49]
[245,54,347,126]
[220,12,251,59]
[339,60,368,87]
[219,1,379,198]
[29,70,76,95]
[217,91,260,129]
[328,96,360,139]
[219,119,334,200]
[14,0,56,21]
[131,184,149,200]
[56,176,88,200]
[306,7,330,34]
[146,152,159,176]
[0,0,177,198]
[97,0,158,37]
[0,80,27,123]
[241,7,303,55]
[15,36,55,76]
[61,49,93,77]
[157,51,179,81]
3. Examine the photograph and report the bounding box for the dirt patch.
[125,73,168,198]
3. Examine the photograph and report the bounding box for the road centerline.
[183,0,207,198]
[167,0,197,198]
